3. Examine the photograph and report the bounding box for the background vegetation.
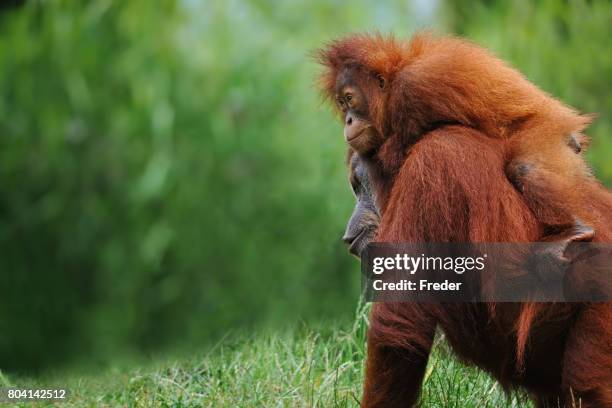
[0,0,610,385]
[11,305,533,407]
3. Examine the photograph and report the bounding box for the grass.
[3,304,531,408]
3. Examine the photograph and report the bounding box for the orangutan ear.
[375,73,386,90]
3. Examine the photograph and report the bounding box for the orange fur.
[320,34,612,407]
[318,32,600,228]
[361,127,612,407]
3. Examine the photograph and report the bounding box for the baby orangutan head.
[333,65,386,154]
[317,34,412,155]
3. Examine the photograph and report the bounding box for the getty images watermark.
[361,243,612,302]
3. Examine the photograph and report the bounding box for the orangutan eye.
[351,180,360,195]
[376,74,385,89]
[345,94,352,102]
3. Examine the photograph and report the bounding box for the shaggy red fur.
[364,127,612,407]
[320,33,612,407]
[318,33,601,230]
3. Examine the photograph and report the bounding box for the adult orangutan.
[341,129,612,407]
[322,32,612,407]
[342,150,380,258]
[318,33,602,252]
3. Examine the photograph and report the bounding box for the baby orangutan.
[318,33,598,267]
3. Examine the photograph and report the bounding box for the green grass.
[4,304,531,407]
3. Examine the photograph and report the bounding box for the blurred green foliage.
[0,0,609,372]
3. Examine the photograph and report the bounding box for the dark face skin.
[335,67,385,154]
[342,153,380,257]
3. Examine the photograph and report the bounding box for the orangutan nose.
[342,231,357,245]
